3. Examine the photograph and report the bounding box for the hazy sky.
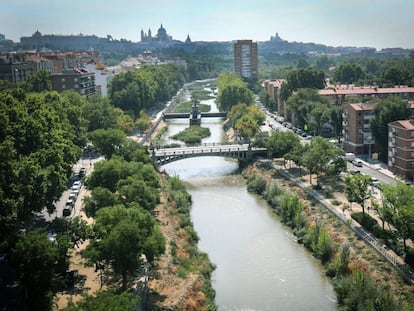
[2,0,414,49]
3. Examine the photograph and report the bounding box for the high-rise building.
[233,40,258,81]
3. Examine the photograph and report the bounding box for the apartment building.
[388,119,414,181]
[342,102,376,155]
[262,79,287,115]
[234,40,258,81]
[51,68,96,97]
[319,85,414,105]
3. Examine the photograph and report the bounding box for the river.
[159,87,337,310]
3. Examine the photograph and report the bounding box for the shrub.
[406,248,414,268]
[351,212,379,233]
[247,175,267,195]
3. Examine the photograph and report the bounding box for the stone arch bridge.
[150,143,268,166]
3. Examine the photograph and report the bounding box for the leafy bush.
[351,212,379,233]
[171,126,211,144]
[247,175,267,195]
[405,248,414,268]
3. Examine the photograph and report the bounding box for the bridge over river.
[150,143,268,166]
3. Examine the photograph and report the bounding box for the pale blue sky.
[2,0,413,49]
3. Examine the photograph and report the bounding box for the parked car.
[79,167,86,178]
[371,177,380,186]
[63,206,72,217]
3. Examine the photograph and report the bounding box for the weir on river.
[157,85,337,310]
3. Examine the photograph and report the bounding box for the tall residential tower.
[233,40,258,81]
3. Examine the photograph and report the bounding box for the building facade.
[342,102,376,155]
[262,79,286,115]
[388,120,414,181]
[233,40,258,81]
[51,68,96,97]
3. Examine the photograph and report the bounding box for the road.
[41,155,104,221]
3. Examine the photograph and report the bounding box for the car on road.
[79,167,86,178]
[371,177,381,186]
[68,191,77,201]
[62,206,72,217]
[352,159,363,167]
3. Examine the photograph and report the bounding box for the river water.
[160,88,337,311]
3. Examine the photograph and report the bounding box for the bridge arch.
[150,143,267,166]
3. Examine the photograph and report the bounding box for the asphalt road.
[41,155,104,221]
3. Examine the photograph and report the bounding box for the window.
[61,78,65,82]
[74,78,78,82]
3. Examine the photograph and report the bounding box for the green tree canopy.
[10,230,65,311]
[266,130,301,158]
[83,206,165,290]
[370,97,411,161]
[344,173,373,215]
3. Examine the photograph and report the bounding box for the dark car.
[79,167,86,178]
[63,206,71,217]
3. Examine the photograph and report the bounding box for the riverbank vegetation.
[174,101,211,113]
[108,63,188,118]
[171,126,211,144]
[243,163,414,310]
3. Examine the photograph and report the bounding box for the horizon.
[2,0,414,50]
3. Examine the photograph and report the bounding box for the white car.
[352,159,363,167]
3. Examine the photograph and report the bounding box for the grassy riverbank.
[147,174,216,310]
[242,162,414,310]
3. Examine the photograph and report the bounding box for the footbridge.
[150,143,267,166]
[163,112,227,120]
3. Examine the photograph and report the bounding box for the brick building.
[342,102,376,155]
[262,79,287,115]
[388,119,414,181]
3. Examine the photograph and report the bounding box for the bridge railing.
[152,142,244,150]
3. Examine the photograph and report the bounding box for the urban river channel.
[159,89,337,310]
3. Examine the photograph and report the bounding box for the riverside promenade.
[268,159,414,285]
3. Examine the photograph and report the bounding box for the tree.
[216,72,254,111]
[383,67,410,86]
[344,173,373,215]
[114,108,134,134]
[381,183,414,252]
[83,186,118,217]
[286,68,325,90]
[235,115,259,143]
[370,97,411,161]
[0,89,82,244]
[266,130,301,158]
[286,88,329,129]
[328,105,343,140]
[83,206,165,291]
[64,291,139,311]
[20,70,52,93]
[10,230,63,311]
[89,128,127,158]
[302,137,342,184]
[334,64,365,84]
[135,110,152,133]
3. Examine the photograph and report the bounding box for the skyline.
[2,0,414,50]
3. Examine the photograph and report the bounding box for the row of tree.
[0,66,175,309]
[108,63,187,117]
[345,173,414,255]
